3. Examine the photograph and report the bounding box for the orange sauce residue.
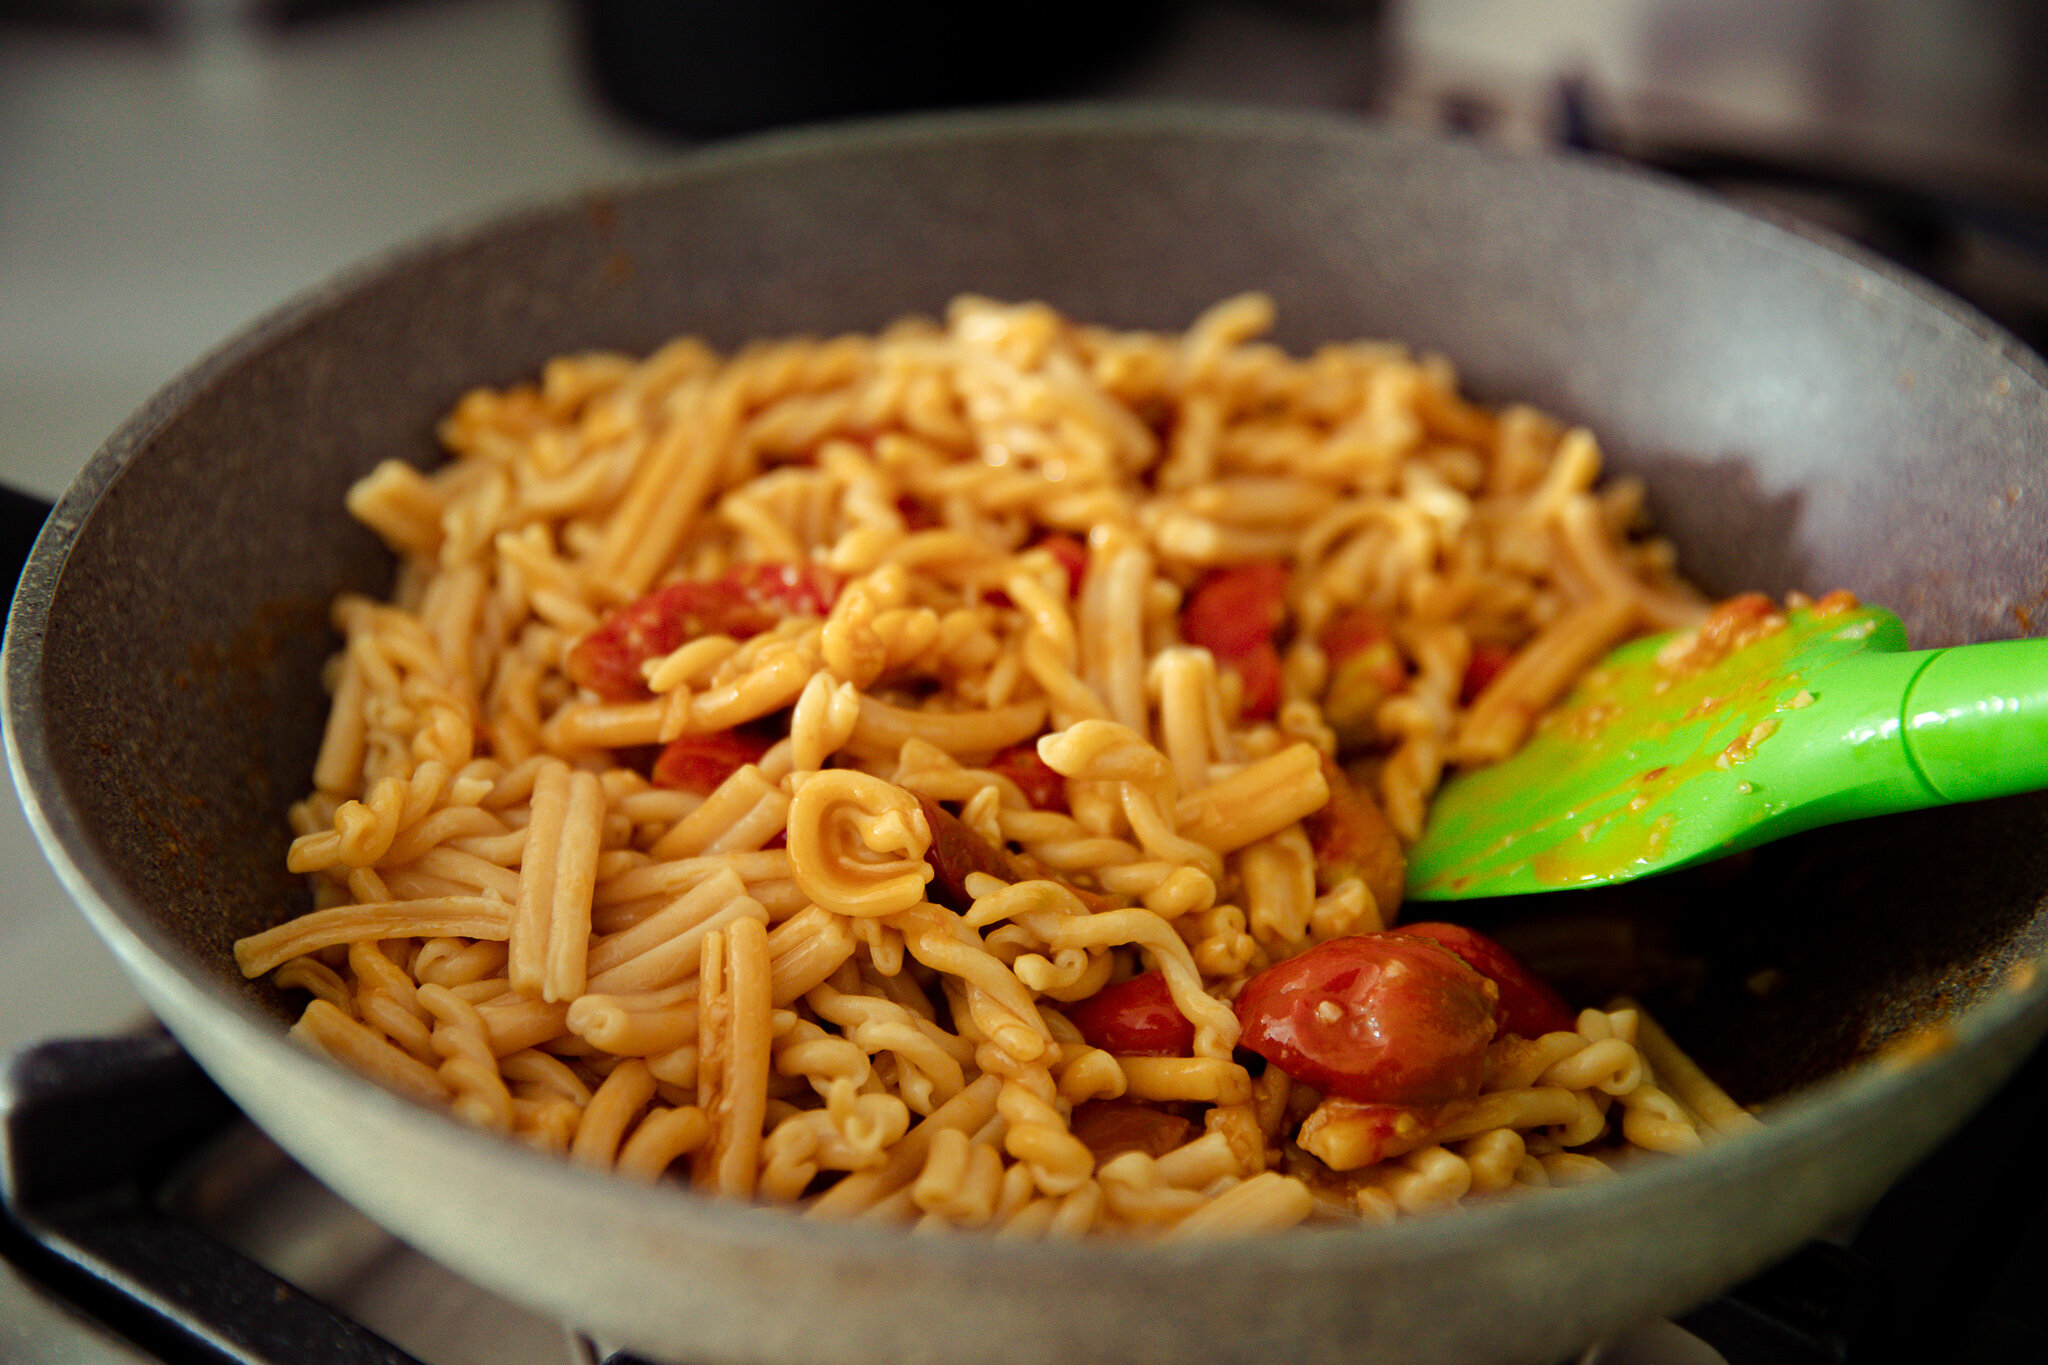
[1421,594,1890,891]
[1716,718,1780,769]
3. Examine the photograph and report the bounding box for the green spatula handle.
[1895,636,2048,803]
[1709,635,2048,856]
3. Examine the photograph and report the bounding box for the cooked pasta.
[242,294,1748,1236]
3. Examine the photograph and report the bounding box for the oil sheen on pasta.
[239,294,1757,1236]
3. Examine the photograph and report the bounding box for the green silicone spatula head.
[1406,601,2048,900]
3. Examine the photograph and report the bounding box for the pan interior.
[24,111,2048,1111]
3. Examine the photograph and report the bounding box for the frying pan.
[8,105,2048,1365]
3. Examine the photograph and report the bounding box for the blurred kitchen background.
[2,0,2046,1106]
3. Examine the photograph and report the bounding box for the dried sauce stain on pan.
[145,595,333,1010]
[582,190,635,286]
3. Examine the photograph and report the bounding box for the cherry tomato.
[1459,643,1515,706]
[1065,970,1196,1056]
[1181,562,1288,659]
[1181,563,1290,720]
[567,562,841,700]
[1296,1097,1440,1171]
[1320,606,1403,678]
[651,731,774,795]
[1068,1099,1193,1161]
[1388,922,1575,1040]
[1039,533,1089,599]
[1230,639,1284,720]
[1233,934,1498,1107]
[1321,606,1408,736]
[1303,757,1406,916]
[896,494,942,531]
[917,796,1120,917]
[986,742,1068,813]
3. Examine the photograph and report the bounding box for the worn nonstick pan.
[9,106,2048,1365]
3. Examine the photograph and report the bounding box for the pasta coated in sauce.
[240,295,1754,1235]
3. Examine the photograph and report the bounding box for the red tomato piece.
[1303,757,1406,916]
[1231,639,1284,720]
[896,494,942,531]
[1388,922,1576,1040]
[1065,970,1196,1057]
[567,562,841,701]
[725,561,841,620]
[1320,606,1400,675]
[1321,607,1406,746]
[1233,934,1498,1107]
[1040,533,1089,598]
[1068,1100,1194,1161]
[1181,562,1289,659]
[986,742,1068,814]
[1183,563,1290,720]
[1459,643,1515,706]
[1296,1097,1440,1171]
[650,731,774,796]
[566,580,721,701]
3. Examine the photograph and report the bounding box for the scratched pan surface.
[10,106,2048,1365]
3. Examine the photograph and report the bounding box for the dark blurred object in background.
[1382,0,2048,356]
[573,0,1178,138]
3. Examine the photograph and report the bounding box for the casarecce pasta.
[239,295,1755,1235]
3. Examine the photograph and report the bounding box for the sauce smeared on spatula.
[1408,594,2048,900]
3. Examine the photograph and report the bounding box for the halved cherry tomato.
[1296,1097,1440,1171]
[986,742,1068,814]
[1321,606,1405,678]
[568,562,841,700]
[1459,643,1515,706]
[1233,934,1498,1107]
[651,731,774,795]
[1068,1099,1193,1161]
[1065,970,1195,1057]
[896,494,942,531]
[1303,757,1406,916]
[1230,639,1284,720]
[1182,562,1290,720]
[1321,608,1406,746]
[1388,922,1575,1040]
[1181,562,1288,659]
[1039,533,1089,599]
[916,795,1119,917]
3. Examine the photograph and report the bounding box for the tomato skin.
[896,494,942,531]
[1233,935,1498,1107]
[568,562,841,700]
[1182,562,1289,720]
[986,743,1068,814]
[651,731,774,795]
[1182,562,1288,659]
[1388,922,1575,1040]
[1068,1099,1193,1161]
[567,581,714,700]
[1304,756,1406,915]
[1065,970,1196,1056]
[1459,643,1515,705]
[1040,534,1089,599]
[1321,605,1408,743]
[1231,639,1284,719]
[1296,1097,1440,1171]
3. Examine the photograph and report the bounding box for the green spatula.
[1406,602,2048,900]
